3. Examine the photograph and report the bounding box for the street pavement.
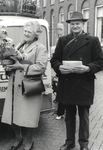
[0,71,103,150]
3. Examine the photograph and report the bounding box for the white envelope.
[62,61,82,68]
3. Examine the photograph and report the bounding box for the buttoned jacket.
[51,33,103,105]
[2,40,48,127]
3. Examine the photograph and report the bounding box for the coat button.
[67,58,70,60]
[65,78,68,81]
[80,57,82,61]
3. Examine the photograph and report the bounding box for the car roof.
[0,13,48,28]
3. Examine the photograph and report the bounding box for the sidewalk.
[0,71,103,150]
[35,70,103,150]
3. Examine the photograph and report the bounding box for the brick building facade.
[0,0,103,48]
[40,0,103,48]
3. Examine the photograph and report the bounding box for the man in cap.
[57,22,64,38]
[50,11,103,150]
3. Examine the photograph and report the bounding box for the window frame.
[95,5,103,46]
[51,14,55,46]
[59,13,64,23]
[59,7,64,23]
[50,0,55,5]
[67,11,73,34]
[82,8,89,33]
[59,0,64,2]
[42,0,46,8]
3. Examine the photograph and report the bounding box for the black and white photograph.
[0,0,103,150]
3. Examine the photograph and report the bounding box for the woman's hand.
[5,58,24,71]
[59,65,90,74]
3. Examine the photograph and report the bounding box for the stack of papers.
[63,61,82,68]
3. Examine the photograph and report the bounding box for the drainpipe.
[75,0,78,11]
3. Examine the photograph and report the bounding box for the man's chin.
[73,31,80,34]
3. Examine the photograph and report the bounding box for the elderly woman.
[1,21,48,150]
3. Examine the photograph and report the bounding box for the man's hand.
[71,65,90,74]
[59,65,90,74]
[59,65,74,74]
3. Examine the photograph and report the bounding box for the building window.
[82,9,89,33]
[67,11,73,34]
[50,10,55,46]
[11,0,14,7]
[0,0,6,6]
[96,6,103,45]
[59,7,64,23]
[43,11,46,20]
[59,0,64,2]
[43,0,46,7]
[52,14,55,46]
[50,0,55,5]
[67,4,74,34]
[60,13,64,22]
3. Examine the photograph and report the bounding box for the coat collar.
[63,33,90,59]
[25,40,40,53]
[17,39,40,53]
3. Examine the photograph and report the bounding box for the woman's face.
[24,26,36,42]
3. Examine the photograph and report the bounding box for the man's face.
[70,20,84,34]
[57,28,63,37]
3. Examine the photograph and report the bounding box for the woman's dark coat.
[51,33,103,105]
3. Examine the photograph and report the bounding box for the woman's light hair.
[24,21,42,36]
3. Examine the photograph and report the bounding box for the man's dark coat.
[51,33,103,105]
